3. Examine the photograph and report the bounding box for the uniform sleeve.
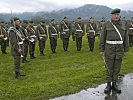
[99,23,107,52]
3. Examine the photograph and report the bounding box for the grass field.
[0,36,133,100]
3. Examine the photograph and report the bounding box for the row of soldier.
[0,16,133,78]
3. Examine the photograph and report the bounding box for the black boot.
[112,82,121,93]
[30,54,36,59]
[15,72,26,79]
[40,51,45,56]
[104,82,111,93]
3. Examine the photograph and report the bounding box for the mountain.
[0,4,133,22]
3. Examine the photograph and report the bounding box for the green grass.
[0,37,133,100]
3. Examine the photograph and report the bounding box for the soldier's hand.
[100,52,104,57]
[18,49,22,53]
[124,52,128,56]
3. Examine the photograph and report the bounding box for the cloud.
[0,0,132,13]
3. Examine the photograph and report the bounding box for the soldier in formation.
[60,17,71,51]
[36,18,48,56]
[128,17,133,47]
[9,17,26,78]
[86,17,97,52]
[27,20,36,59]
[48,19,58,53]
[74,17,85,51]
[0,20,8,54]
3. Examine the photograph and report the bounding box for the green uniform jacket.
[127,21,133,35]
[99,20,129,59]
[36,24,48,41]
[86,22,97,38]
[9,27,23,56]
[27,26,36,42]
[59,21,71,38]
[48,24,58,39]
[74,21,84,38]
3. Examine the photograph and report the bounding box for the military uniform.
[0,21,8,54]
[74,17,84,51]
[97,18,105,38]
[49,19,58,53]
[127,18,133,47]
[27,21,36,59]
[9,17,25,78]
[36,19,47,55]
[86,17,97,52]
[60,17,71,51]
[100,9,129,93]
[20,20,30,63]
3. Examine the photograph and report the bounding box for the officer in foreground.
[99,8,129,94]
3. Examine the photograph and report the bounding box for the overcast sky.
[0,0,133,13]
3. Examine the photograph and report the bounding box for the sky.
[0,0,133,13]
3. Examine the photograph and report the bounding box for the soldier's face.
[90,19,94,23]
[64,18,68,22]
[112,13,121,21]
[0,23,4,26]
[15,20,21,26]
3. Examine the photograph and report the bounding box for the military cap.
[51,19,55,22]
[111,8,121,14]
[10,17,20,23]
[40,19,45,23]
[77,17,81,19]
[23,20,28,24]
[90,17,94,19]
[101,17,105,22]
[64,16,68,19]
[29,20,34,23]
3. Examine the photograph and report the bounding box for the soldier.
[60,17,71,51]
[36,18,48,56]
[86,17,97,52]
[128,17,133,47]
[0,20,8,54]
[97,17,105,38]
[74,17,85,51]
[8,17,26,78]
[20,20,30,63]
[27,20,36,59]
[48,19,58,53]
[99,8,129,93]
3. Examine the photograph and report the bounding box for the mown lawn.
[0,37,133,100]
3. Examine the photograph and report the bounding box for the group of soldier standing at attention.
[0,8,133,94]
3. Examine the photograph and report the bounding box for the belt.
[89,30,95,32]
[18,41,23,45]
[129,28,133,30]
[51,34,57,36]
[76,30,83,32]
[64,29,69,31]
[106,40,123,44]
[40,34,46,37]
[30,35,36,38]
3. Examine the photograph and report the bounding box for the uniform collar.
[111,19,121,25]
